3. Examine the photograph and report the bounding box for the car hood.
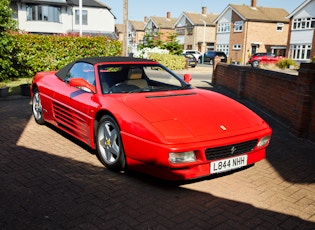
[115,89,269,143]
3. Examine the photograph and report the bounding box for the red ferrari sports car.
[31,56,272,180]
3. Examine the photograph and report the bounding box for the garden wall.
[212,62,315,143]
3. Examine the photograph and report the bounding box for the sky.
[100,0,306,24]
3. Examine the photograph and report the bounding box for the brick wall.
[213,62,315,142]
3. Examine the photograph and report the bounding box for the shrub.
[13,33,122,78]
[149,53,186,70]
[276,58,298,69]
[0,0,18,81]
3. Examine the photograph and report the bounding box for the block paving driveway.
[0,91,314,229]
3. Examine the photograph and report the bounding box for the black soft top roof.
[56,56,157,80]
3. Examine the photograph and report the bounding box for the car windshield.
[97,64,190,94]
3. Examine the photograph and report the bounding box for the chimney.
[167,12,171,19]
[251,0,257,7]
[202,6,207,15]
[144,16,148,22]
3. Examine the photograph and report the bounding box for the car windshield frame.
[96,63,192,94]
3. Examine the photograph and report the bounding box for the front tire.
[32,89,45,125]
[96,115,126,171]
[251,60,259,68]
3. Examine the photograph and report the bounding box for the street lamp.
[79,0,82,36]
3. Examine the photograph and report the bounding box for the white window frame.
[216,44,229,56]
[234,21,243,32]
[276,23,284,31]
[75,9,88,25]
[233,44,242,50]
[26,4,61,23]
[292,17,315,30]
[289,44,312,61]
[217,22,230,33]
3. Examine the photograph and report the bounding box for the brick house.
[10,0,116,37]
[143,12,177,43]
[214,0,289,64]
[174,7,218,53]
[286,0,315,63]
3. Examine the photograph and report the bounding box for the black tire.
[251,60,259,68]
[32,89,45,125]
[96,115,126,171]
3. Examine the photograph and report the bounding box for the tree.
[139,32,182,55]
[0,0,18,81]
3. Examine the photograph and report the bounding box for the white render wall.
[16,3,115,34]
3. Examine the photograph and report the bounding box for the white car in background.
[182,50,202,61]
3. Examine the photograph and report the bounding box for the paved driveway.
[0,94,314,229]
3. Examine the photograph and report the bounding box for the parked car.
[182,50,202,60]
[248,53,283,68]
[31,56,272,181]
[182,53,197,68]
[199,51,227,65]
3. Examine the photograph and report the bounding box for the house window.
[175,28,185,35]
[187,26,193,35]
[289,44,312,60]
[75,9,88,25]
[216,44,229,56]
[292,18,315,30]
[217,22,230,33]
[233,44,242,50]
[26,4,61,22]
[276,23,284,31]
[234,21,243,32]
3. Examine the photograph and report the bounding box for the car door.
[52,62,100,145]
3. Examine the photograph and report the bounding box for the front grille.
[205,140,258,161]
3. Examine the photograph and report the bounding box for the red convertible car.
[31,57,272,180]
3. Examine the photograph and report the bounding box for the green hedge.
[149,53,186,70]
[12,33,122,79]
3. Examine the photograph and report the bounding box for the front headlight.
[257,135,271,148]
[169,151,196,163]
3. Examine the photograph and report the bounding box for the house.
[128,20,146,53]
[214,0,289,64]
[174,7,218,53]
[286,0,315,63]
[10,0,116,37]
[144,12,177,43]
[115,24,125,41]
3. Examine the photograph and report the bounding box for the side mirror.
[69,78,96,94]
[184,73,192,83]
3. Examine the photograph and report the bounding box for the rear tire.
[32,89,45,125]
[96,115,126,171]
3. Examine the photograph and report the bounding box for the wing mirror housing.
[69,78,96,94]
[184,73,192,83]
